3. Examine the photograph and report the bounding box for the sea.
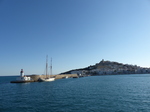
[1,74,150,112]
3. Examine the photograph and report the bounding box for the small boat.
[65,76,68,79]
[62,75,69,79]
[39,56,55,82]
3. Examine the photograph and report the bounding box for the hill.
[61,59,150,75]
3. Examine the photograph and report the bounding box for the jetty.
[29,74,78,81]
[10,69,78,83]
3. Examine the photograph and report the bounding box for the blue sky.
[1,0,150,76]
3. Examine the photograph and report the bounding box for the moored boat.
[38,56,55,82]
[38,77,55,82]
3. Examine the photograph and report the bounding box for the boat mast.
[46,55,48,78]
[50,58,52,75]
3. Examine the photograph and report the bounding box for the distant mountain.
[61,59,150,75]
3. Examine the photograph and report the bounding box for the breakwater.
[29,74,78,81]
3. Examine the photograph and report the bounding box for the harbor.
[10,56,79,83]
[10,69,78,83]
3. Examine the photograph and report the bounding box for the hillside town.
[62,59,150,76]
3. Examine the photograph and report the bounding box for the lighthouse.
[10,69,33,83]
[20,69,24,77]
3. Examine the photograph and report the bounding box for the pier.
[10,74,78,83]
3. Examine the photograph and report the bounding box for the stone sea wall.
[28,74,78,81]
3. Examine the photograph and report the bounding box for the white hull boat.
[39,56,55,82]
[39,77,55,82]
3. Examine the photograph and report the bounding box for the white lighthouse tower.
[11,69,33,83]
[20,69,24,77]
[16,69,31,81]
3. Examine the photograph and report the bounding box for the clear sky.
[1,0,150,76]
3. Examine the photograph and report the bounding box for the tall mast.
[46,55,48,78]
[50,57,52,75]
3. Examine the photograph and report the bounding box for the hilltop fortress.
[62,59,150,76]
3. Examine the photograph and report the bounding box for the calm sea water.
[1,74,150,112]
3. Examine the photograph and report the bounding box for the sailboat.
[39,56,55,82]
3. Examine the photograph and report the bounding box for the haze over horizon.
[1,0,150,76]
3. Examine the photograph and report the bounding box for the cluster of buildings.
[70,60,150,76]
